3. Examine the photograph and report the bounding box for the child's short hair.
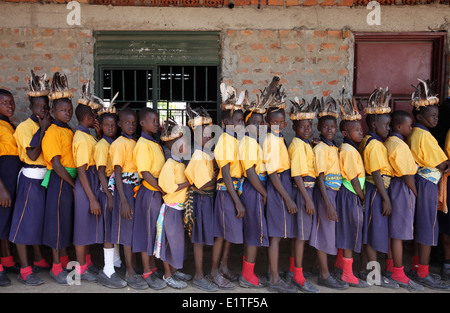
[98,112,118,124]
[118,106,136,121]
[412,105,436,120]
[75,104,94,122]
[390,110,412,128]
[52,97,72,109]
[318,115,337,127]
[0,89,13,98]
[266,107,285,121]
[222,109,243,123]
[29,95,49,107]
[138,107,158,121]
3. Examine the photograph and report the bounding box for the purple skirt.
[73,166,104,246]
[0,155,22,239]
[310,187,338,255]
[111,183,135,247]
[43,171,74,250]
[241,179,269,247]
[292,186,313,241]
[191,192,215,246]
[160,206,188,269]
[415,175,439,246]
[336,186,363,253]
[363,182,389,254]
[388,177,415,241]
[266,170,296,239]
[9,170,46,245]
[133,185,162,254]
[438,177,450,236]
[214,190,244,244]
[99,189,113,244]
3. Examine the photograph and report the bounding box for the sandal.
[207,273,235,290]
[220,269,239,282]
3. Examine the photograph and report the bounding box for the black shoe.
[17,273,44,286]
[50,270,69,285]
[125,274,148,290]
[415,273,450,290]
[80,269,98,282]
[0,271,11,287]
[292,279,319,293]
[88,264,100,275]
[391,277,424,291]
[267,279,297,293]
[318,275,349,290]
[144,272,167,290]
[97,270,127,289]
[4,263,20,274]
[239,275,266,289]
[441,263,450,281]
[193,277,219,292]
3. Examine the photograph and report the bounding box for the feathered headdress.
[263,76,287,111]
[26,70,50,98]
[160,116,184,142]
[50,72,73,101]
[97,92,119,116]
[289,96,318,121]
[364,87,391,115]
[186,103,212,129]
[410,79,439,108]
[77,80,102,111]
[220,83,239,111]
[318,95,339,119]
[337,87,362,121]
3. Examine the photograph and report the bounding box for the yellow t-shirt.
[110,135,137,173]
[133,135,165,191]
[214,132,243,180]
[407,126,447,168]
[445,128,450,159]
[185,148,215,190]
[384,135,417,177]
[238,135,266,176]
[288,137,315,178]
[13,117,45,166]
[0,119,18,157]
[72,128,97,170]
[360,135,393,176]
[42,123,75,170]
[159,157,189,205]
[93,137,114,177]
[313,140,340,177]
[339,142,365,181]
[263,132,290,175]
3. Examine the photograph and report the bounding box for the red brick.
[237,68,249,73]
[305,44,315,52]
[320,43,335,50]
[337,0,353,5]
[285,43,299,50]
[314,30,327,38]
[320,0,335,5]
[337,68,349,76]
[51,67,61,73]
[279,30,291,38]
[35,42,44,48]
[312,80,323,86]
[327,79,339,85]
[234,0,251,5]
[322,90,332,97]
[251,43,264,50]
[60,54,72,61]
[302,0,318,4]
[241,55,253,64]
[294,57,304,63]
[304,89,314,95]
[277,55,290,63]
[327,30,343,38]
[268,0,283,4]
[259,56,270,63]
[227,30,235,37]
[286,0,300,5]
[8,76,19,83]
[297,80,304,86]
[339,44,349,50]
[44,54,53,60]
[12,55,20,61]
[240,30,253,36]
[260,30,273,38]
[33,66,43,71]
[242,79,253,85]
[68,42,78,49]
[270,43,280,49]
[328,55,340,62]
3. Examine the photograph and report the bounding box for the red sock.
[20,266,33,281]
[417,264,429,278]
[1,256,15,267]
[289,256,295,273]
[412,256,419,272]
[151,267,158,274]
[341,257,359,285]
[385,258,393,273]
[76,263,88,275]
[293,267,305,286]
[242,260,259,285]
[52,263,63,277]
[86,254,92,267]
[33,258,50,268]
[334,249,343,270]
[143,271,151,279]
[60,255,69,268]
[392,266,409,284]
[0,264,3,272]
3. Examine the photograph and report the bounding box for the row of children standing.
[1,72,450,293]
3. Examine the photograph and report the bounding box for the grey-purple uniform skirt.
[160,205,188,269]
[292,179,314,241]
[0,155,22,239]
[111,183,135,247]
[415,175,439,246]
[388,177,415,241]
[438,177,450,236]
[191,191,215,246]
[133,185,162,254]
[214,187,244,244]
[99,186,113,244]
[73,166,104,246]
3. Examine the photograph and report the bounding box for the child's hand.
[90,198,102,216]
[0,188,11,208]
[286,198,297,214]
[305,198,315,216]
[382,199,392,216]
[262,192,267,206]
[311,138,321,146]
[37,112,52,132]
[326,203,337,222]
[121,200,133,220]
[93,119,102,139]
[107,192,114,212]
[235,202,246,219]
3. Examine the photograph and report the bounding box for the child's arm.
[77,165,101,216]
[402,175,417,197]
[141,171,165,195]
[246,167,267,205]
[293,176,314,215]
[0,177,11,208]
[98,165,113,212]
[114,165,132,220]
[350,177,365,202]
[51,155,75,188]
[371,170,391,216]
[26,113,52,161]
[222,163,246,218]
[175,181,191,192]
[316,173,337,221]
[198,167,219,190]
[437,160,450,173]
[268,172,297,214]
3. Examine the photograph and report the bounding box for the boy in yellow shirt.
[157,118,191,289]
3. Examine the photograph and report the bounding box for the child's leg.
[141,253,151,277]
[242,244,259,285]
[123,245,135,276]
[341,249,359,285]
[293,239,306,285]
[103,242,115,277]
[16,244,29,268]
[194,243,204,280]
[268,237,281,283]
[210,236,224,277]
[317,250,330,280]
[219,240,233,275]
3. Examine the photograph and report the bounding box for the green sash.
[41,167,78,189]
[342,177,365,194]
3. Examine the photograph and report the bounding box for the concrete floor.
[1,239,449,295]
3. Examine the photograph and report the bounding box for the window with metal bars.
[100,65,218,126]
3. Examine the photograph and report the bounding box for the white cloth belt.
[21,167,47,180]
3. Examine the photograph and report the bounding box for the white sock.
[113,244,122,268]
[103,248,115,278]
